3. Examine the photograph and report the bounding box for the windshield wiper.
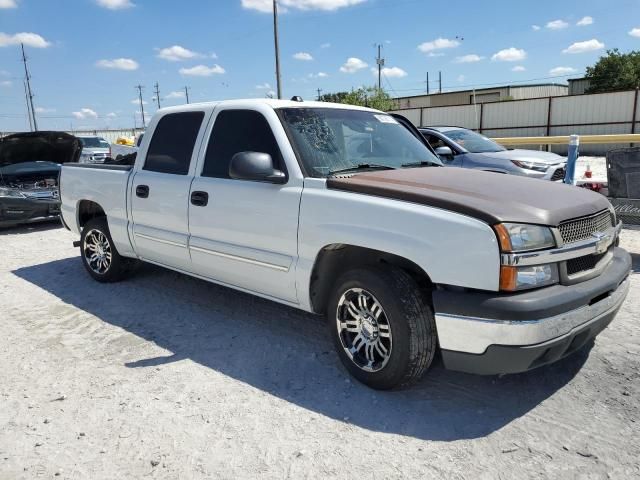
[328,163,396,176]
[401,160,442,168]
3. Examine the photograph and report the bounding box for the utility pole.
[135,85,146,128]
[375,44,385,91]
[21,43,38,131]
[154,82,161,109]
[273,0,282,99]
[23,80,33,131]
[426,72,430,94]
[438,71,442,94]
[184,86,190,104]
[316,88,323,101]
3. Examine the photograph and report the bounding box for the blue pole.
[564,134,579,185]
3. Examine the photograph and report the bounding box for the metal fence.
[391,88,640,155]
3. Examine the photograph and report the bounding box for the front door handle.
[136,185,149,198]
[190,191,209,207]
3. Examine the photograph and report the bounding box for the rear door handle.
[136,185,149,198]
[190,191,209,207]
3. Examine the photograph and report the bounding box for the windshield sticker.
[374,115,398,124]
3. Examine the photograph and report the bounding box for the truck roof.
[156,98,382,115]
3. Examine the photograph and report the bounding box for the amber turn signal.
[499,265,518,291]
[493,224,512,252]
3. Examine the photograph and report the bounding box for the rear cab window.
[143,111,205,175]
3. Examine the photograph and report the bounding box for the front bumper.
[433,247,631,375]
[0,197,61,227]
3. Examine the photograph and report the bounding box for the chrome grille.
[558,210,613,244]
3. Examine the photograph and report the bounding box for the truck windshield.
[80,137,110,149]
[279,107,441,177]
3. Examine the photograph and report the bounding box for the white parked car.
[60,99,630,389]
[77,136,111,164]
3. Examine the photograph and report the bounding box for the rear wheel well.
[309,244,433,314]
[77,200,106,229]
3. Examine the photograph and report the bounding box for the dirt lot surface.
[1,223,639,479]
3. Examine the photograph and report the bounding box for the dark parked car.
[0,131,81,227]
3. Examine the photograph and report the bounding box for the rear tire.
[80,218,138,283]
[327,266,437,390]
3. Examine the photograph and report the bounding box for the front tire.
[80,218,138,283]
[327,266,437,390]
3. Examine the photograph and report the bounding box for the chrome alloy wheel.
[336,288,392,372]
[83,229,112,274]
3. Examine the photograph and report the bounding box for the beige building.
[394,83,569,109]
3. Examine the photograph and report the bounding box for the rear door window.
[143,111,205,175]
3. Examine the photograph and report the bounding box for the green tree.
[585,49,640,93]
[320,87,397,111]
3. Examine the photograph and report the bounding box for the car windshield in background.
[279,108,441,177]
[80,137,109,148]
[444,129,506,153]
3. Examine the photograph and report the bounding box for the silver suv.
[420,126,566,181]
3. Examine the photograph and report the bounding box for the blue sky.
[1,0,639,131]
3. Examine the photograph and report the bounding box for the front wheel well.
[77,200,106,229]
[309,244,433,314]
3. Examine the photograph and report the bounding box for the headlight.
[494,223,556,252]
[511,160,549,172]
[0,187,26,198]
[500,264,559,291]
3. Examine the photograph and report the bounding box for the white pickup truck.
[60,99,631,389]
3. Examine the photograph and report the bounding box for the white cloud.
[179,64,226,76]
[512,65,526,72]
[0,80,12,87]
[378,66,407,78]
[0,32,51,48]
[255,82,272,89]
[308,72,328,78]
[96,0,134,10]
[562,39,604,54]
[546,19,569,30]
[577,16,593,26]
[96,58,139,70]
[549,66,577,76]
[418,37,460,53]
[293,51,313,61]
[457,74,465,82]
[320,42,331,48]
[454,54,484,63]
[157,45,202,61]
[340,57,367,73]
[131,99,148,105]
[532,25,541,31]
[72,108,98,119]
[491,47,527,62]
[35,107,55,113]
[0,0,18,8]
[241,0,366,12]
[628,28,640,38]
[106,112,117,118]
[166,91,185,99]
[427,52,445,57]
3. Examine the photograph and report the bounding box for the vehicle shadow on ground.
[13,257,591,442]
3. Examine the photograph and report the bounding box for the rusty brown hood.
[326,167,611,226]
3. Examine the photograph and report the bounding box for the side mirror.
[229,151,286,184]
[435,146,453,158]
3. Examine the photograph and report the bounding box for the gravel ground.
[0,222,638,479]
